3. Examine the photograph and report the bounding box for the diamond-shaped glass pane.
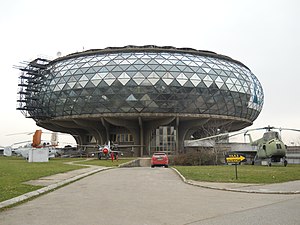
[203,75,213,87]
[104,73,116,86]
[147,72,160,85]
[176,73,188,86]
[161,72,174,85]
[132,72,145,85]
[215,76,224,88]
[190,74,201,87]
[118,72,130,85]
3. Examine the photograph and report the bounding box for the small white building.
[28,148,49,162]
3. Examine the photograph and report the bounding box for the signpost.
[225,154,246,179]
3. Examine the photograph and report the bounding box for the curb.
[118,158,151,168]
[0,167,112,210]
[171,168,300,195]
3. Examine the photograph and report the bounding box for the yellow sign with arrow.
[226,154,246,164]
[225,154,246,179]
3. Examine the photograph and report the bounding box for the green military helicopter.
[244,126,300,166]
[192,125,300,166]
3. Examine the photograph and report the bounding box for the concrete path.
[1,161,299,210]
[0,167,299,225]
[173,168,300,194]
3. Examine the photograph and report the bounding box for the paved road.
[1,167,299,225]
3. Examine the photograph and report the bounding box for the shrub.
[171,150,220,166]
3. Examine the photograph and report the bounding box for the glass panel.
[162,72,174,85]
[79,75,89,81]
[147,72,160,85]
[176,73,188,86]
[132,72,145,85]
[118,72,130,85]
[78,80,88,87]
[126,94,137,101]
[203,75,213,87]
[190,74,201,87]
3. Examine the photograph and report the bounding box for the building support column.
[177,118,210,153]
[103,117,141,156]
[73,119,105,144]
[176,117,180,154]
[101,118,110,143]
[138,117,143,157]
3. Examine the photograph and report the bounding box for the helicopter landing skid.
[261,158,287,167]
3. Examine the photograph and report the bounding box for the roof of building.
[50,45,249,70]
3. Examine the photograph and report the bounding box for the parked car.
[151,152,169,168]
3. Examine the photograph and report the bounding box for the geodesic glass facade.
[17,46,264,123]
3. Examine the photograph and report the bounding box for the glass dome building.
[17,45,264,156]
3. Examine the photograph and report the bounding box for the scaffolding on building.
[15,58,50,119]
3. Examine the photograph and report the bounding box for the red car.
[151,152,169,168]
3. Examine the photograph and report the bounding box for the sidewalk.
[187,180,300,194]
[172,168,300,194]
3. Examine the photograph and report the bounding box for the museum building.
[17,45,264,156]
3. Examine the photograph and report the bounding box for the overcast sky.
[0,0,299,147]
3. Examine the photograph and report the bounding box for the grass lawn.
[0,157,86,202]
[174,164,300,184]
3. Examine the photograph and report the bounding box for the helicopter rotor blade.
[11,140,32,146]
[6,132,35,136]
[190,126,277,142]
[189,130,247,142]
[278,128,300,132]
[188,125,300,144]
[251,126,300,132]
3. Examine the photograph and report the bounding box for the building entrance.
[150,126,176,155]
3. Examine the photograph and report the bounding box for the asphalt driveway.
[1,167,299,225]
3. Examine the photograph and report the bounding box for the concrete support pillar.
[177,118,210,153]
[176,117,180,154]
[138,117,143,157]
[73,119,106,144]
[101,118,110,143]
[42,120,89,146]
[103,117,140,156]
